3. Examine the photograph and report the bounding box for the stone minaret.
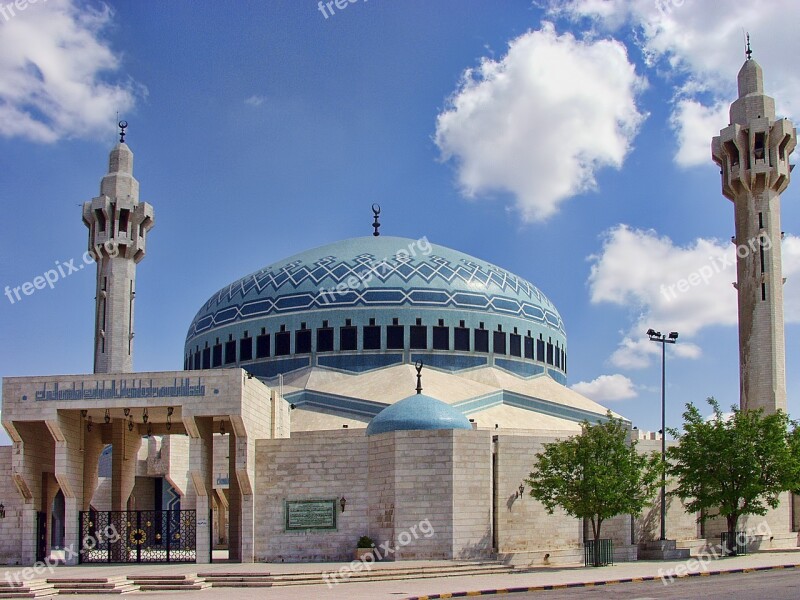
[712,46,796,414]
[82,123,154,373]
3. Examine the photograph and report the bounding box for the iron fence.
[584,538,614,567]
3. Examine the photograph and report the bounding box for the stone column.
[227,432,241,561]
[111,419,141,511]
[52,411,87,565]
[186,417,213,564]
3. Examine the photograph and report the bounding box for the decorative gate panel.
[79,510,196,563]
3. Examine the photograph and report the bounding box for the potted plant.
[355,536,375,560]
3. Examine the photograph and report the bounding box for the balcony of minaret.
[81,196,153,262]
[713,118,796,199]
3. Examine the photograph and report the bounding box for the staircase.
[126,575,210,592]
[0,580,58,598]
[46,577,136,595]
[199,562,515,588]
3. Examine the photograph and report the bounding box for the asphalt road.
[502,569,800,599]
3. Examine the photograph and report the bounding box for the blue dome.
[183,236,568,385]
[365,393,473,436]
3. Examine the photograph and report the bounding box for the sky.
[2,0,800,444]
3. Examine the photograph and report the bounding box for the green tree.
[526,413,661,566]
[667,398,800,555]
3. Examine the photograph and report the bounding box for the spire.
[118,120,128,144]
[737,34,764,98]
[372,203,381,237]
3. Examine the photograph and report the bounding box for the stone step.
[128,575,210,592]
[198,564,514,587]
[126,575,189,581]
[55,588,137,596]
[0,585,58,599]
[47,579,127,585]
[52,584,119,590]
[197,571,272,579]
[44,577,136,595]
[128,579,199,585]
[136,584,210,592]
[209,582,274,588]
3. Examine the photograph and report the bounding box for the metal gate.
[36,512,47,563]
[79,510,196,563]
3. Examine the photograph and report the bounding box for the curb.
[403,563,800,599]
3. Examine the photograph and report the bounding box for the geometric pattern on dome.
[210,252,546,306]
[187,285,564,341]
[186,237,565,342]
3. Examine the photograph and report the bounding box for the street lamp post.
[647,329,678,542]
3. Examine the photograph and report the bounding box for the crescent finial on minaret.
[118,120,128,144]
[745,32,752,61]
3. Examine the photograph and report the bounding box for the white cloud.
[588,225,800,369]
[244,95,265,107]
[548,0,800,167]
[571,374,637,402]
[670,99,729,168]
[434,23,646,221]
[0,0,142,143]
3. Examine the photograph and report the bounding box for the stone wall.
[634,439,699,545]
[0,446,24,564]
[451,430,492,559]
[494,432,582,566]
[254,428,492,562]
[255,430,369,562]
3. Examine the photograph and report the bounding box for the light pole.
[647,329,678,541]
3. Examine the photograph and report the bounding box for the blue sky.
[2,0,800,443]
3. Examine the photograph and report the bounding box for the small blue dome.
[365,393,473,436]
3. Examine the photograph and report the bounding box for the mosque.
[0,51,796,567]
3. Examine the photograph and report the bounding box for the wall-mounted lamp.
[86,416,93,432]
[104,409,111,424]
[142,408,149,424]
[0,503,6,519]
[124,408,130,417]
[220,420,226,435]
[517,484,525,499]
[80,410,88,419]
[128,416,134,432]
[340,497,346,513]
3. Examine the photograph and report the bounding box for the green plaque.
[285,499,337,531]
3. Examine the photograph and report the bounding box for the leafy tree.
[667,397,800,555]
[526,412,661,566]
